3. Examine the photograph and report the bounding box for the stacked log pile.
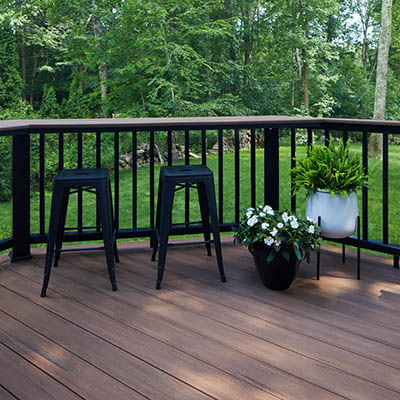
[119,143,185,169]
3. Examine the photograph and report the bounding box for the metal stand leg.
[41,183,65,297]
[357,215,360,280]
[152,178,162,261]
[156,180,175,289]
[54,188,70,267]
[98,181,117,291]
[205,177,226,283]
[316,216,321,280]
[109,180,119,263]
[394,256,399,269]
[198,182,212,256]
[342,243,345,263]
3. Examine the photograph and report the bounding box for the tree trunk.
[361,14,370,78]
[302,55,309,115]
[370,0,392,159]
[291,50,295,107]
[20,35,26,102]
[242,4,251,85]
[92,1,109,117]
[299,0,309,115]
[30,51,38,105]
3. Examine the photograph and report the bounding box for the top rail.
[2,116,400,135]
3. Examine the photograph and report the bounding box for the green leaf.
[282,249,290,262]
[294,246,302,261]
[266,251,275,264]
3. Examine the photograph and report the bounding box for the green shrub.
[291,139,368,196]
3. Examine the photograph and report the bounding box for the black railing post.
[264,128,279,210]
[10,133,32,262]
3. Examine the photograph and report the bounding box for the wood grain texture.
[0,238,399,399]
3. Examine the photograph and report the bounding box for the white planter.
[306,190,359,239]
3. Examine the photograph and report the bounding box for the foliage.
[0,0,399,122]
[0,137,12,202]
[234,205,321,263]
[291,139,368,196]
[0,16,22,112]
[39,85,59,118]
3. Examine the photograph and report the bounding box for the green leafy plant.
[291,139,368,197]
[234,205,321,263]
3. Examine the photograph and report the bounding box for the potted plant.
[291,139,368,238]
[234,206,321,290]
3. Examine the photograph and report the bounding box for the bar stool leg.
[152,178,163,262]
[98,181,117,291]
[156,180,175,289]
[54,188,70,267]
[108,180,119,263]
[41,183,66,297]
[197,182,212,256]
[205,177,226,282]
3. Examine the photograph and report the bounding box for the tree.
[0,17,22,113]
[370,0,393,158]
[39,84,59,118]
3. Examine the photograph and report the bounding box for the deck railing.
[1,116,399,267]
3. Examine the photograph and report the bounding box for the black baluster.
[251,128,256,209]
[383,132,389,244]
[234,128,240,223]
[218,129,224,224]
[291,128,296,212]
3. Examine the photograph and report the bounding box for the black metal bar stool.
[151,165,226,289]
[41,168,119,297]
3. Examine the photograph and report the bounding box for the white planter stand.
[306,190,359,239]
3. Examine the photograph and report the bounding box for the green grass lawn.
[1,143,399,250]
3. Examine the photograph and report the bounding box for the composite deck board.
[69,253,400,394]
[0,309,145,400]
[0,386,18,400]
[0,342,81,400]
[0,238,399,399]
[156,245,400,349]
[11,259,340,400]
[0,270,278,400]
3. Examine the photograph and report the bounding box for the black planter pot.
[251,246,301,290]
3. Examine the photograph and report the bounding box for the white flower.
[263,205,273,212]
[307,216,315,223]
[247,216,258,227]
[277,222,284,229]
[271,227,278,237]
[264,236,274,246]
[258,204,264,210]
[275,239,281,247]
[282,212,289,223]
[288,215,294,221]
[308,225,315,234]
[246,209,254,218]
[259,212,266,217]
[290,219,299,229]
[266,209,274,216]
[261,222,269,230]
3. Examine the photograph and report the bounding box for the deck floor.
[0,238,400,400]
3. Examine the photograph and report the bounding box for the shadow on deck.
[0,237,400,400]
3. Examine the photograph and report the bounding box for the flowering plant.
[234,205,321,263]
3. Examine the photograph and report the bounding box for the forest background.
[1,0,399,121]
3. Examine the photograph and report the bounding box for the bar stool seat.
[41,168,119,297]
[152,165,226,289]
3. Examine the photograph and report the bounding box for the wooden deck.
[0,238,400,400]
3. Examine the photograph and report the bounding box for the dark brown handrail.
[2,116,400,134]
